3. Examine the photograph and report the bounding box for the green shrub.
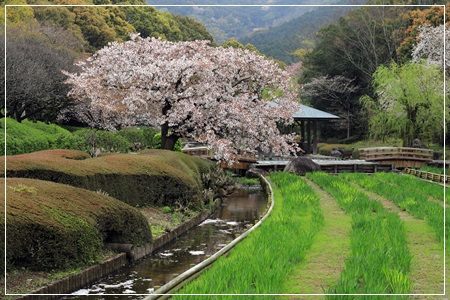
[1,118,73,155]
[1,118,169,157]
[117,127,159,150]
[69,129,129,156]
[317,143,354,156]
[53,131,86,150]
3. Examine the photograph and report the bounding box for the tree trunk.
[160,122,179,151]
[347,112,350,139]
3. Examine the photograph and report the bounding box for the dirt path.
[347,181,445,296]
[281,178,352,296]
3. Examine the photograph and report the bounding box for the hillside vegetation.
[157,0,319,43]
[4,177,152,271]
[240,5,354,64]
[0,117,160,156]
[2,149,219,209]
[1,0,214,124]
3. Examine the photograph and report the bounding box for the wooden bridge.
[254,158,393,174]
[183,146,436,174]
[359,147,433,169]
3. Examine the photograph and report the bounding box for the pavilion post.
[313,121,318,155]
[301,120,306,142]
[306,120,311,154]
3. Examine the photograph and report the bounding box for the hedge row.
[3,149,218,210]
[4,177,153,271]
[0,118,163,156]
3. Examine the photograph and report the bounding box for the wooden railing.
[405,168,448,184]
[359,147,433,169]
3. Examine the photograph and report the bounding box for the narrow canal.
[68,187,267,299]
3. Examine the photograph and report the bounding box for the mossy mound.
[2,149,217,209]
[3,177,152,271]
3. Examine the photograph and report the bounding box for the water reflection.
[66,188,267,299]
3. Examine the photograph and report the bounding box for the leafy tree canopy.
[397,5,446,62]
[4,0,215,51]
[362,62,445,146]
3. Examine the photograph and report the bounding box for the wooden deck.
[359,147,433,169]
[254,158,393,174]
[314,159,393,174]
[183,146,429,174]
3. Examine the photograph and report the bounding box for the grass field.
[175,171,446,298]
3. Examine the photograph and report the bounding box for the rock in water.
[284,157,321,176]
[245,165,268,178]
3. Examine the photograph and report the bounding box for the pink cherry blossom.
[64,37,300,164]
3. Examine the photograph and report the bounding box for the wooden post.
[306,120,311,154]
[301,120,306,152]
[313,121,318,155]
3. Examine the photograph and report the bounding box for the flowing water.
[67,187,267,299]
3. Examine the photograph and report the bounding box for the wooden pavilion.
[288,104,339,154]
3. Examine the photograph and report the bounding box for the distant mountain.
[151,0,339,43]
[240,4,358,64]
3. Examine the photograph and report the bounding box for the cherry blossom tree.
[412,24,450,73]
[64,36,300,163]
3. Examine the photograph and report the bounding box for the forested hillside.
[154,0,339,43]
[1,0,214,124]
[240,5,355,64]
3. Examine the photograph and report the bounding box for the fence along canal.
[67,186,268,298]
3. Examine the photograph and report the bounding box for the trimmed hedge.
[2,149,217,209]
[4,178,152,271]
[0,118,73,155]
[1,118,160,156]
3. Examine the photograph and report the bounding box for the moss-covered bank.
[3,178,152,272]
[2,149,234,295]
[2,149,220,209]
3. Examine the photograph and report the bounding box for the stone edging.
[15,200,222,300]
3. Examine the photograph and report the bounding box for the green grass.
[340,173,445,294]
[235,177,260,186]
[282,178,352,294]
[173,173,323,297]
[307,172,412,296]
[340,173,447,251]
